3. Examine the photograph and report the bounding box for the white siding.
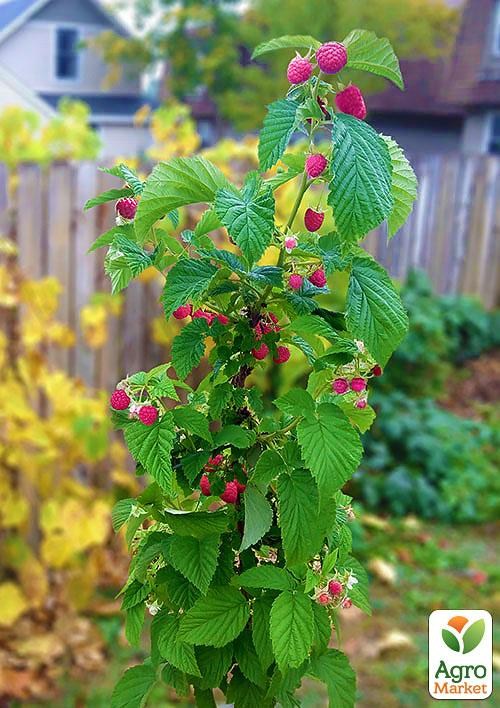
[97,124,152,159]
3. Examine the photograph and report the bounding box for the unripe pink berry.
[335,85,367,120]
[316,42,347,74]
[372,364,383,377]
[287,55,313,84]
[193,309,216,325]
[332,378,349,395]
[342,598,353,610]
[306,154,328,178]
[355,398,367,409]
[350,377,367,392]
[173,304,192,320]
[328,580,343,597]
[273,346,291,365]
[252,343,269,360]
[317,593,331,606]
[220,481,239,504]
[304,208,325,232]
[200,474,211,496]
[138,405,159,426]
[308,268,327,288]
[284,237,298,252]
[110,389,130,410]
[288,274,304,291]
[116,197,138,220]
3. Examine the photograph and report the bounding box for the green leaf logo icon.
[442,628,461,652]
[441,616,485,653]
[462,619,485,654]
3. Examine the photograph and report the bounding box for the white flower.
[346,573,358,590]
[146,599,162,616]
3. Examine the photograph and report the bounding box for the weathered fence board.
[0,154,498,390]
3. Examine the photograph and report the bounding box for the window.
[55,28,79,80]
[488,114,500,154]
[493,0,500,56]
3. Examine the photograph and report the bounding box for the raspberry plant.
[88,30,417,708]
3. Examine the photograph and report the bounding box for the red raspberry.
[173,304,192,320]
[254,322,263,340]
[284,237,297,252]
[317,593,331,606]
[306,154,328,178]
[193,309,216,325]
[110,389,130,410]
[268,312,279,325]
[308,268,327,288]
[235,480,246,495]
[273,346,290,365]
[304,208,325,232]
[372,365,383,377]
[316,42,347,74]
[216,314,229,326]
[342,598,353,610]
[287,55,313,84]
[335,85,367,120]
[288,274,303,290]
[328,580,343,597]
[252,343,269,360]
[138,405,159,426]
[220,481,239,504]
[206,454,224,468]
[200,474,211,496]
[116,197,138,220]
[350,377,367,392]
[332,378,349,395]
[355,399,367,409]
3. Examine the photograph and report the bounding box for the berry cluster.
[199,454,246,505]
[315,571,358,610]
[110,384,160,426]
[288,266,327,291]
[332,364,383,409]
[252,312,290,364]
[173,303,229,326]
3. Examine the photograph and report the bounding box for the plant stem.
[285,170,309,233]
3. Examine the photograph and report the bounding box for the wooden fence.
[0,154,499,389]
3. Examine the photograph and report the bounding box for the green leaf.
[290,315,358,354]
[346,257,409,366]
[337,400,376,433]
[462,619,485,654]
[181,450,211,483]
[101,163,144,195]
[277,470,324,565]
[275,389,315,418]
[258,99,300,171]
[252,594,275,671]
[226,668,273,708]
[84,187,133,210]
[252,35,321,59]
[442,628,460,653]
[214,184,275,265]
[171,318,210,380]
[156,566,200,610]
[240,486,273,551]
[161,258,217,318]
[208,383,233,420]
[328,114,393,242]
[250,449,287,486]
[196,644,234,689]
[124,414,176,491]
[104,244,134,294]
[111,664,156,708]
[156,613,201,676]
[193,687,217,708]
[344,29,403,90]
[168,534,220,594]
[179,587,250,647]
[235,629,267,688]
[125,604,144,647]
[382,136,418,238]
[270,591,314,670]
[237,566,297,591]
[111,498,135,532]
[308,649,356,708]
[311,604,331,653]
[297,403,363,497]
[163,509,228,539]
[113,236,153,276]
[194,208,222,238]
[88,223,135,253]
[213,425,256,449]
[341,557,371,615]
[121,579,150,610]
[173,405,212,442]
[135,156,229,243]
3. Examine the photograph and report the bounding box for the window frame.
[53,25,81,82]
[493,0,500,58]
[486,112,500,154]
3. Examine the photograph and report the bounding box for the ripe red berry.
[288,274,304,291]
[306,154,328,178]
[193,309,216,325]
[235,480,246,495]
[268,312,279,325]
[308,268,327,288]
[173,304,192,320]
[273,346,290,364]
[287,55,313,84]
[372,364,383,377]
[328,580,343,597]
[138,405,159,426]
[355,399,367,409]
[216,314,230,325]
[116,197,138,220]
[316,42,347,74]
[342,598,353,610]
[110,389,130,410]
[317,593,331,606]
[332,378,349,395]
[350,377,367,392]
[335,85,367,120]
[206,454,224,469]
[304,208,325,232]
[200,474,211,496]
[220,481,239,504]
[252,343,269,360]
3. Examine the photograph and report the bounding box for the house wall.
[97,124,152,159]
[0,1,140,97]
[370,115,463,155]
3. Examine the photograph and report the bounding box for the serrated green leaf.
[328,114,393,242]
[171,318,210,379]
[297,403,363,498]
[113,236,153,276]
[234,629,267,688]
[181,450,211,483]
[258,99,300,171]
[252,35,321,59]
[104,244,134,294]
[214,185,275,265]
[194,207,222,238]
[277,470,324,565]
[346,257,409,366]
[240,486,273,551]
[341,556,371,615]
[111,664,156,708]
[168,534,220,594]
[179,587,250,647]
[161,258,218,318]
[208,383,233,419]
[125,603,145,647]
[84,187,133,210]
[275,389,315,418]
[250,449,287,486]
[344,29,403,89]
[227,668,273,708]
[311,603,331,654]
[308,649,356,708]
[163,509,228,539]
[237,566,297,591]
[111,498,135,532]
[88,223,135,253]
[124,414,175,491]
[156,566,200,610]
[135,156,229,243]
[101,163,144,195]
[382,136,418,237]
[270,591,314,670]
[121,579,150,610]
[213,425,256,449]
[290,315,358,354]
[156,613,201,676]
[252,594,275,671]
[337,400,376,433]
[196,644,234,689]
[173,404,212,442]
